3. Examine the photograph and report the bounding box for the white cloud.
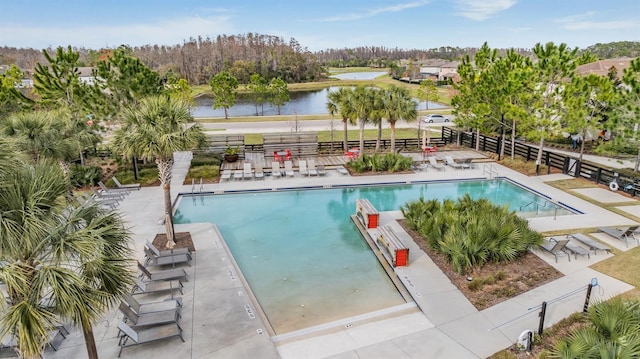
[1,15,234,49]
[319,0,430,22]
[455,0,517,21]
[554,12,639,31]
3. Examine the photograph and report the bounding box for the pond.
[329,71,388,80]
[191,85,446,118]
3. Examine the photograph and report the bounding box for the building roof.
[576,58,633,79]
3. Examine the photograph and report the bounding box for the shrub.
[467,278,483,291]
[347,153,413,173]
[69,164,102,187]
[401,194,543,274]
[191,152,222,167]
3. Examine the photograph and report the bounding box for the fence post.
[575,160,582,179]
[537,301,547,335]
[583,284,593,313]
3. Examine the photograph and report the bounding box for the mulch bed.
[398,220,563,310]
[152,232,196,252]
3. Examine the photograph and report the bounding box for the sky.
[1,0,639,52]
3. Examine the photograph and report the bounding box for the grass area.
[242,127,440,145]
[591,246,640,300]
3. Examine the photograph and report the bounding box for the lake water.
[191,71,446,118]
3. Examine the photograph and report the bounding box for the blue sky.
[1,0,639,51]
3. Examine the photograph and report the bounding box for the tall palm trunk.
[82,319,98,359]
[376,121,382,152]
[342,118,348,151]
[157,158,175,247]
[359,119,365,154]
[390,122,397,152]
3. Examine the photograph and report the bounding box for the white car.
[422,114,449,123]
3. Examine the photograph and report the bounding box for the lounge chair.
[220,169,232,181]
[146,240,191,257]
[242,162,253,180]
[317,164,327,176]
[79,191,119,209]
[118,302,180,327]
[123,293,182,315]
[284,160,295,177]
[539,238,570,262]
[271,162,282,178]
[298,160,309,176]
[598,226,640,247]
[131,277,183,296]
[233,169,243,181]
[336,166,349,175]
[112,176,141,191]
[445,156,467,169]
[565,242,591,260]
[91,186,125,201]
[137,262,188,282]
[254,162,264,180]
[428,157,446,171]
[99,181,131,195]
[143,247,192,267]
[461,158,477,169]
[567,233,611,254]
[117,320,184,358]
[307,160,319,176]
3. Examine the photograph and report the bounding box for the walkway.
[45,151,635,359]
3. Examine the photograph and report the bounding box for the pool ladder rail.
[191,178,204,194]
[483,164,499,179]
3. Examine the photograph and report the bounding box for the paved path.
[45,151,636,359]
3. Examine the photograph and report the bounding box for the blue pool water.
[173,179,573,334]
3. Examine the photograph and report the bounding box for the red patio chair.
[274,152,282,162]
[285,149,292,161]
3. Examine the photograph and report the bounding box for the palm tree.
[113,95,205,247]
[326,87,355,151]
[351,86,377,153]
[0,161,134,359]
[381,86,418,152]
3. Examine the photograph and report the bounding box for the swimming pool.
[173,179,575,335]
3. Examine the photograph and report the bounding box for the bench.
[263,132,318,159]
[356,198,379,229]
[376,226,409,267]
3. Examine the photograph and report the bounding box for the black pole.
[538,301,547,335]
[583,284,593,313]
[132,156,139,181]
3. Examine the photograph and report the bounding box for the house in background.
[576,58,632,80]
[77,67,98,85]
[418,59,460,82]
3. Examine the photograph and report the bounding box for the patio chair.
[123,293,182,315]
[307,159,319,176]
[131,277,183,296]
[317,164,327,176]
[118,302,180,328]
[428,156,446,171]
[273,151,283,163]
[461,158,477,169]
[567,233,611,254]
[117,320,184,358]
[112,176,141,191]
[285,149,292,161]
[271,162,282,178]
[598,226,640,247]
[143,247,192,267]
[80,191,119,209]
[242,162,254,180]
[220,169,232,181]
[91,186,125,201]
[137,262,188,282]
[254,162,265,180]
[336,166,349,175]
[539,238,570,262]
[284,160,295,177]
[146,240,191,257]
[99,181,131,195]
[298,160,309,176]
[445,155,467,170]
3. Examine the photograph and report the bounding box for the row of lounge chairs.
[539,226,639,263]
[80,176,140,209]
[221,160,327,181]
[117,241,192,357]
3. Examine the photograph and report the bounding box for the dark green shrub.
[69,164,102,187]
[467,278,483,291]
[401,194,543,274]
[191,152,222,167]
[347,153,413,173]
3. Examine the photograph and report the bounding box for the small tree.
[248,73,269,116]
[418,79,439,110]
[268,77,290,115]
[209,71,238,119]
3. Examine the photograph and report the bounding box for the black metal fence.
[442,127,640,196]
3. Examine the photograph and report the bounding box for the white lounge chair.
[445,156,467,169]
[307,160,319,176]
[254,162,265,180]
[284,160,295,177]
[271,162,282,178]
[243,162,254,180]
[428,156,446,171]
[99,181,131,195]
[220,169,232,181]
[112,176,141,190]
[317,164,327,176]
[298,160,309,176]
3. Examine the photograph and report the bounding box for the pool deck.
[45,151,636,359]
